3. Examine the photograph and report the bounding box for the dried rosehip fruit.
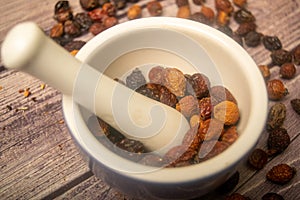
[190,12,211,25]
[220,125,238,145]
[126,68,146,90]
[103,16,118,29]
[63,40,86,52]
[218,25,233,37]
[186,73,210,99]
[54,0,73,23]
[198,97,213,120]
[271,49,293,66]
[234,9,255,24]
[291,99,300,115]
[136,83,161,101]
[244,31,262,47]
[200,6,215,24]
[115,138,146,161]
[233,0,247,8]
[50,23,64,38]
[80,0,99,11]
[262,35,282,51]
[267,127,290,156]
[102,2,117,17]
[127,4,142,20]
[199,118,224,141]
[266,79,288,101]
[215,0,234,14]
[74,12,93,32]
[64,20,81,37]
[292,44,300,65]
[216,11,230,26]
[217,171,240,194]
[235,22,257,36]
[148,66,165,84]
[258,65,271,80]
[176,95,199,118]
[248,148,268,170]
[112,0,127,10]
[177,5,191,19]
[267,103,286,130]
[147,0,163,16]
[182,125,201,150]
[198,140,229,160]
[88,8,108,22]
[176,0,189,7]
[225,193,250,200]
[89,22,106,35]
[163,145,197,167]
[262,193,284,200]
[266,164,296,184]
[159,85,178,107]
[163,68,186,97]
[280,63,296,79]
[213,101,240,125]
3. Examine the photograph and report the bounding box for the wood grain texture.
[0,0,300,199]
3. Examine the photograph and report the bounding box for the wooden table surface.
[0,0,299,199]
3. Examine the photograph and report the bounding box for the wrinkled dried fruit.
[148,66,165,84]
[262,35,282,51]
[126,68,146,90]
[54,0,73,22]
[235,22,257,36]
[50,23,64,38]
[163,68,186,97]
[216,11,230,26]
[127,4,142,20]
[217,171,240,194]
[198,140,229,160]
[280,63,296,79]
[136,83,161,101]
[258,65,271,80]
[266,164,296,184]
[116,138,146,161]
[103,16,118,28]
[210,85,238,105]
[102,2,117,17]
[267,79,288,100]
[88,8,108,22]
[262,193,284,200]
[164,145,197,167]
[182,125,201,150]
[267,103,286,130]
[63,40,86,52]
[74,12,93,32]
[225,193,250,200]
[218,25,233,37]
[234,9,255,24]
[159,85,178,107]
[201,6,215,24]
[215,0,234,14]
[268,127,290,156]
[233,0,247,8]
[199,118,224,141]
[64,20,81,37]
[147,0,163,16]
[198,97,213,120]
[177,5,191,19]
[186,73,210,99]
[176,95,199,118]
[80,0,99,11]
[213,101,240,125]
[220,125,238,145]
[271,49,293,66]
[176,0,189,7]
[190,12,211,25]
[291,99,300,115]
[89,22,106,35]
[248,148,268,170]
[244,31,262,47]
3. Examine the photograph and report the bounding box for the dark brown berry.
[248,148,268,170]
[186,73,210,99]
[54,0,73,23]
[266,164,296,185]
[102,2,117,17]
[262,35,282,51]
[244,31,262,47]
[267,103,286,131]
[215,0,234,14]
[103,16,118,29]
[80,0,99,11]
[89,22,106,35]
[271,49,293,66]
[234,9,255,24]
[291,99,300,115]
[148,66,165,84]
[63,40,86,52]
[292,44,300,65]
[64,20,81,37]
[235,22,257,36]
[267,127,290,156]
[74,12,93,32]
[266,79,288,101]
[280,63,296,79]
[147,0,163,16]
[262,193,284,200]
[198,97,213,120]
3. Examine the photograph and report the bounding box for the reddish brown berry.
[266,79,288,101]
[266,164,296,184]
[248,148,268,169]
[280,63,296,79]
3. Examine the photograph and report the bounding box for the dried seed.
[248,148,268,170]
[267,127,290,156]
[266,164,296,185]
[235,22,257,36]
[267,103,286,130]
[291,99,300,115]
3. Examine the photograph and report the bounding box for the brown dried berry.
[148,66,165,84]
[218,25,233,37]
[213,101,240,125]
[215,0,234,14]
[292,44,300,65]
[74,12,93,32]
[186,73,210,99]
[262,35,282,51]
[199,118,224,141]
[271,49,293,66]
[116,138,146,161]
[248,148,268,170]
[163,68,186,97]
[225,193,250,200]
[126,68,146,90]
[147,0,163,16]
[190,12,211,25]
[198,97,213,120]
[258,65,271,80]
[280,63,296,79]
[64,20,81,37]
[163,145,197,167]
[216,11,230,26]
[103,17,118,29]
[198,140,229,161]
[220,125,238,145]
[233,0,247,8]
[127,4,142,20]
[63,40,86,52]
[50,23,64,38]
[182,125,201,150]
[136,83,161,101]
[80,0,99,11]
[244,31,262,47]
[235,22,257,36]
[176,95,199,118]
[89,22,106,35]
[291,98,300,115]
[193,0,205,5]
[200,6,215,24]
[267,103,286,131]
[176,0,189,7]
[234,9,255,24]
[54,0,73,23]
[159,85,178,108]
[88,8,108,22]
[262,193,284,200]
[267,127,290,156]
[266,79,288,101]
[266,164,296,184]
[176,5,191,19]
[217,171,240,194]
[102,2,116,17]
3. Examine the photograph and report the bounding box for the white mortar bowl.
[62,17,268,199]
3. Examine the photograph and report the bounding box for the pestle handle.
[1,22,190,153]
